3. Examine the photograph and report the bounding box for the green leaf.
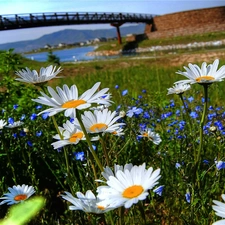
[0,197,45,225]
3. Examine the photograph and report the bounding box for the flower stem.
[76,111,103,172]
[100,136,110,166]
[196,84,208,164]
[51,116,71,186]
[194,84,209,188]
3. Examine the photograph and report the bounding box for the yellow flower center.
[122,185,144,199]
[69,132,84,142]
[90,123,108,132]
[195,76,215,82]
[142,132,148,137]
[97,205,105,210]
[62,99,86,108]
[14,194,27,201]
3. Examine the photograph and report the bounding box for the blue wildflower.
[139,123,147,131]
[187,96,194,103]
[27,140,33,147]
[8,118,14,124]
[36,131,42,137]
[126,107,143,118]
[13,104,18,110]
[42,112,49,120]
[74,152,85,161]
[195,106,201,112]
[185,192,191,203]
[30,113,37,121]
[121,89,128,96]
[20,114,26,120]
[142,89,146,93]
[143,111,150,119]
[36,105,42,110]
[216,161,225,170]
[19,130,26,137]
[203,159,209,165]
[190,111,198,119]
[175,162,181,169]
[115,85,119,89]
[153,185,164,196]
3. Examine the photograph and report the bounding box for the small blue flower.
[216,161,225,170]
[203,159,209,165]
[115,85,119,89]
[74,152,85,161]
[143,112,150,119]
[153,185,164,196]
[42,112,49,120]
[126,107,143,118]
[187,96,194,103]
[139,123,147,131]
[185,192,191,203]
[8,117,14,124]
[20,114,26,120]
[13,104,18,110]
[30,113,37,121]
[176,110,180,116]
[201,97,205,103]
[19,130,26,137]
[195,106,202,112]
[190,111,198,119]
[121,89,128,96]
[142,89,146,93]
[175,162,181,169]
[13,133,17,138]
[27,140,33,147]
[36,131,42,137]
[36,105,42,110]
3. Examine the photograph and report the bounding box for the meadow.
[1,46,225,225]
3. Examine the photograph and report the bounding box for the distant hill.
[0,24,145,53]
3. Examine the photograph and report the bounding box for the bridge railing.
[0,12,154,30]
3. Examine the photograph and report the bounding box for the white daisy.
[97,163,133,182]
[0,184,35,205]
[61,190,115,214]
[138,128,162,145]
[51,120,99,149]
[75,108,125,134]
[15,65,62,84]
[97,163,161,209]
[90,93,112,111]
[167,82,191,95]
[176,59,225,84]
[0,119,7,129]
[212,194,225,225]
[6,121,24,128]
[32,82,111,118]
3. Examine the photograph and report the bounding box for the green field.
[1,35,225,224]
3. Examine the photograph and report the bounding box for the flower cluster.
[61,163,161,212]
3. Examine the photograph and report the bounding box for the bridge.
[0,12,155,44]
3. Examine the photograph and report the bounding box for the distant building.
[44,44,51,49]
[58,43,66,47]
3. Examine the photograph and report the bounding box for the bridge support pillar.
[111,22,124,45]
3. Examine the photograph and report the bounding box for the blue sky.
[0,0,224,44]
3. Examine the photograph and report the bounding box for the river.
[23,46,117,62]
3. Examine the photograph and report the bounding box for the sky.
[0,0,224,44]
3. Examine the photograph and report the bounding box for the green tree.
[47,50,60,66]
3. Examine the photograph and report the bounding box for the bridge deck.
[0,12,154,30]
